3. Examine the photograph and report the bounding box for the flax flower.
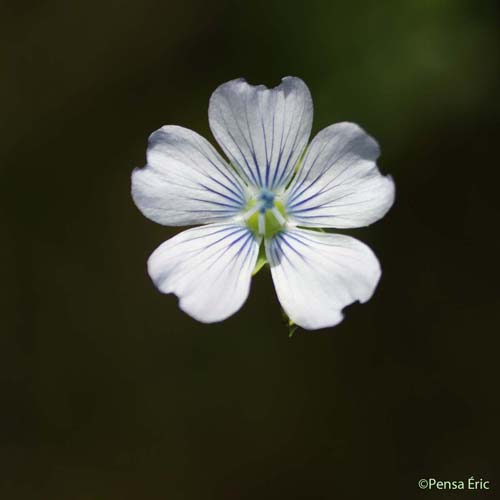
[132,77,395,329]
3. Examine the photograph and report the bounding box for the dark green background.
[2,1,499,498]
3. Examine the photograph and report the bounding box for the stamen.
[243,204,260,220]
[270,207,286,226]
[258,212,266,235]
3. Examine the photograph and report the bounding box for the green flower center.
[245,189,287,239]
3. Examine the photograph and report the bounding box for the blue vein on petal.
[272,97,307,190]
[287,140,364,207]
[288,192,353,212]
[275,232,307,262]
[187,198,240,209]
[218,88,305,191]
[260,103,270,188]
[205,175,245,203]
[244,95,263,187]
[286,139,333,202]
[197,183,244,207]
[202,157,246,200]
[177,226,256,253]
[225,127,260,188]
[287,175,358,210]
[189,133,247,198]
[269,87,293,190]
[159,227,257,286]
[219,102,261,187]
[181,226,245,246]
[203,231,256,292]
[160,229,250,281]
[263,108,275,189]
[268,233,300,272]
[269,101,287,190]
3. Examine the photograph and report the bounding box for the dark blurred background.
[2,0,500,498]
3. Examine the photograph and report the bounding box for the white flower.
[131,77,395,330]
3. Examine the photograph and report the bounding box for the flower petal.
[209,77,313,191]
[285,122,395,228]
[132,126,248,226]
[148,223,260,323]
[266,229,381,330]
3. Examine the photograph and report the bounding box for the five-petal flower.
[132,77,395,330]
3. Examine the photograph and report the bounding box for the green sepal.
[281,308,299,337]
[252,245,268,276]
[288,322,298,338]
